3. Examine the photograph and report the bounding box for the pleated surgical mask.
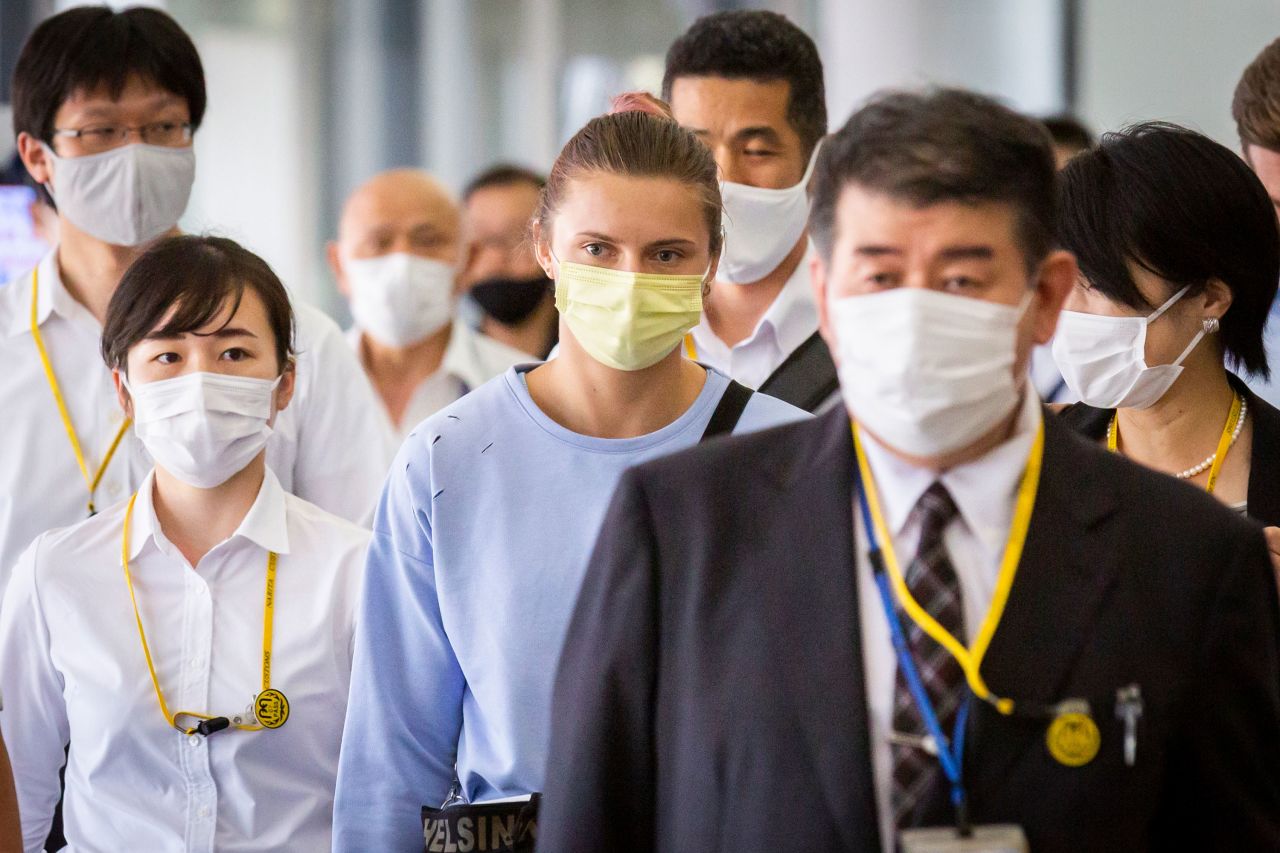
[832,288,1031,457]
[552,254,706,372]
[124,371,281,489]
[1051,285,1204,410]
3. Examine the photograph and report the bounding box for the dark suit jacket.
[538,409,1280,853]
[1057,374,1280,526]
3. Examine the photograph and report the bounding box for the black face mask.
[469,275,552,325]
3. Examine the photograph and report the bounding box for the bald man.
[328,169,529,435]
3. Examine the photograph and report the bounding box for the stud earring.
[1202,317,1220,334]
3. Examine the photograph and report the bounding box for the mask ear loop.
[545,247,563,282]
[1144,284,1192,325]
[277,355,297,383]
[800,137,824,186]
[1145,284,1205,369]
[37,142,61,202]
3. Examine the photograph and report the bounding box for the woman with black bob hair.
[1054,122,1280,539]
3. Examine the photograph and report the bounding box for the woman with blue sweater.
[333,96,807,851]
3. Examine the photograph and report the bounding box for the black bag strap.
[700,380,754,442]
[757,331,839,413]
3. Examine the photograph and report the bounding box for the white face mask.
[1051,285,1204,410]
[831,288,1030,458]
[124,371,281,489]
[345,252,456,347]
[717,141,821,285]
[42,142,195,247]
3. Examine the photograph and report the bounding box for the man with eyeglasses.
[0,7,395,598]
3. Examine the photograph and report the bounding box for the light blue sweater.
[333,365,807,851]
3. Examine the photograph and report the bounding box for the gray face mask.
[42,142,195,247]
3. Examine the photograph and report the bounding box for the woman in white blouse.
[0,236,370,852]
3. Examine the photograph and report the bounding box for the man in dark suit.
[538,89,1280,852]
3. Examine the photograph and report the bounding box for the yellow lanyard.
[1107,391,1241,495]
[121,492,279,735]
[29,267,132,516]
[852,420,1045,716]
[683,333,697,359]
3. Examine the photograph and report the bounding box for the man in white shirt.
[664,10,836,412]
[539,89,1280,852]
[1233,37,1280,410]
[0,7,393,587]
[328,168,528,437]
[0,234,369,852]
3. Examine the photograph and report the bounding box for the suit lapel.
[965,416,1123,793]
[1243,385,1280,525]
[772,409,882,852]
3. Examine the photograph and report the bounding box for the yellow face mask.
[554,259,706,372]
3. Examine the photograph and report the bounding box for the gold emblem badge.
[255,688,290,729]
[1046,703,1100,767]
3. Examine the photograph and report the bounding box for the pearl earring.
[1202,317,1220,334]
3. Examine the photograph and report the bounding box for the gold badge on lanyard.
[255,688,290,729]
[1046,700,1100,767]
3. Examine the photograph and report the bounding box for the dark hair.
[662,10,827,155]
[535,106,722,255]
[13,6,206,144]
[1234,36,1280,150]
[1041,114,1095,153]
[103,236,294,373]
[810,88,1057,267]
[1059,122,1279,378]
[462,164,546,203]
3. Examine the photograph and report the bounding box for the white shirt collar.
[438,321,504,390]
[6,249,83,338]
[124,466,292,563]
[690,250,818,361]
[762,254,820,358]
[347,319,471,380]
[859,388,1043,557]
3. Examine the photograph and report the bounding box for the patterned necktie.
[891,481,966,830]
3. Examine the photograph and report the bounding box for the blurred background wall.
[0,0,1275,320]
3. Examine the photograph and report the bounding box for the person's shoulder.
[0,271,31,321]
[1053,399,1111,440]
[283,491,372,555]
[633,405,830,496]
[736,387,812,433]
[1046,416,1259,545]
[291,299,349,356]
[398,368,524,458]
[0,260,42,335]
[15,496,129,582]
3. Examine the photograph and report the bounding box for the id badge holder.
[899,824,1029,853]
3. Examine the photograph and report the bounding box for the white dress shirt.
[687,253,819,390]
[348,319,530,437]
[0,468,369,853]
[853,390,1042,851]
[0,249,394,596]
